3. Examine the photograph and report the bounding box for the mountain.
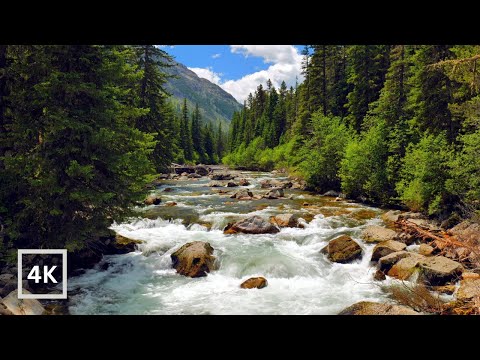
[164,61,242,124]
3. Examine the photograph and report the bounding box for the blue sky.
[161,45,304,103]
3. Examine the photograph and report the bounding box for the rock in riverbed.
[144,195,161,205]
[321,235,362,263]
[240,277,268,289]
[230,189,253,200]
[1,290,46,315]
[238,179,250,186]
[195,166,209,176]
[338,301,419,315]
[265,187,284,199]
[210,173,234,181]
[171,241,216,278]
[270,214,300,228]
[388,254,424,280]
[419,256,463,286]
[362,225,398,243]
[224,216,280,234]
[371,240,407,262]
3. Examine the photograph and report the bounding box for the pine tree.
[1,45,155,251]
[216,122,225,159]
[203,122,215,164]
[180,98,193,161]
[345,45,391,132]
[191,103,204,161]
[132,45,174,172]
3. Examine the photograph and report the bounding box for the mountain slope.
[164,61,242,124]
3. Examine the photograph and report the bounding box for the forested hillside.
[164,61,242,126]
[225,45,480,220]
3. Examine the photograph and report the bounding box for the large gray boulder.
[224,216,280,235]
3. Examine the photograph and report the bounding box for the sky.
[161,45,304,103]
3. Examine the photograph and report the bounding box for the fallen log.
[395,219,480,259]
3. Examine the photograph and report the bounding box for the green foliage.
[340,120,391,203]
[0,45,156,252]
[301,113,353,192]
[396,133,453,214]
[447,130,480,206]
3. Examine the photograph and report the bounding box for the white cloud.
[212,53,221,59]
[223,45,303,102]
[189,46,304,103]
[188,66,222,85]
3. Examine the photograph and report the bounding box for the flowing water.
[68,171,392,314]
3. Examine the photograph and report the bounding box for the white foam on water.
[69,176,392,315]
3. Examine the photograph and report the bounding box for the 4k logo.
[28,265,59,284]
[18,249,68,299]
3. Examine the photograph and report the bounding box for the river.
[68,170,393,314]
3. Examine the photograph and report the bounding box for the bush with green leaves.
[447,130,480,208]
[301,113,354,192]
[396,133,453,215]
[340,119,391,203]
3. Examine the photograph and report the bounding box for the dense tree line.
[175,98,227,165]
[224,45,480,221]
[0,45,227,261]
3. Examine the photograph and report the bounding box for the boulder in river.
[208,181,224,187]
[188,173,202,179]
[338,301,419,315]
[265,187,284,199]
[271,214,300,228]
[226,181,238,187]
[321,235,362,263]
[240,277,268,289]
[195,166,209,176]
[378,251,412,272]
[239,179,250,186]
[371,240,407,262]
[224,216,280,235]
[230,189,253,200]
[165,201,177,207]
[362,225,398,243]
[171,241,216,278]
[210,173,234,181]
[381,210,402,226]
[144,195,161,205]
[387,254,424,280]
[419,256,464,286]
[1,290,46,315]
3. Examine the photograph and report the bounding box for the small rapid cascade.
[68,171,391,314]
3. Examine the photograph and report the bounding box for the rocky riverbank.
[2,165,479,315]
